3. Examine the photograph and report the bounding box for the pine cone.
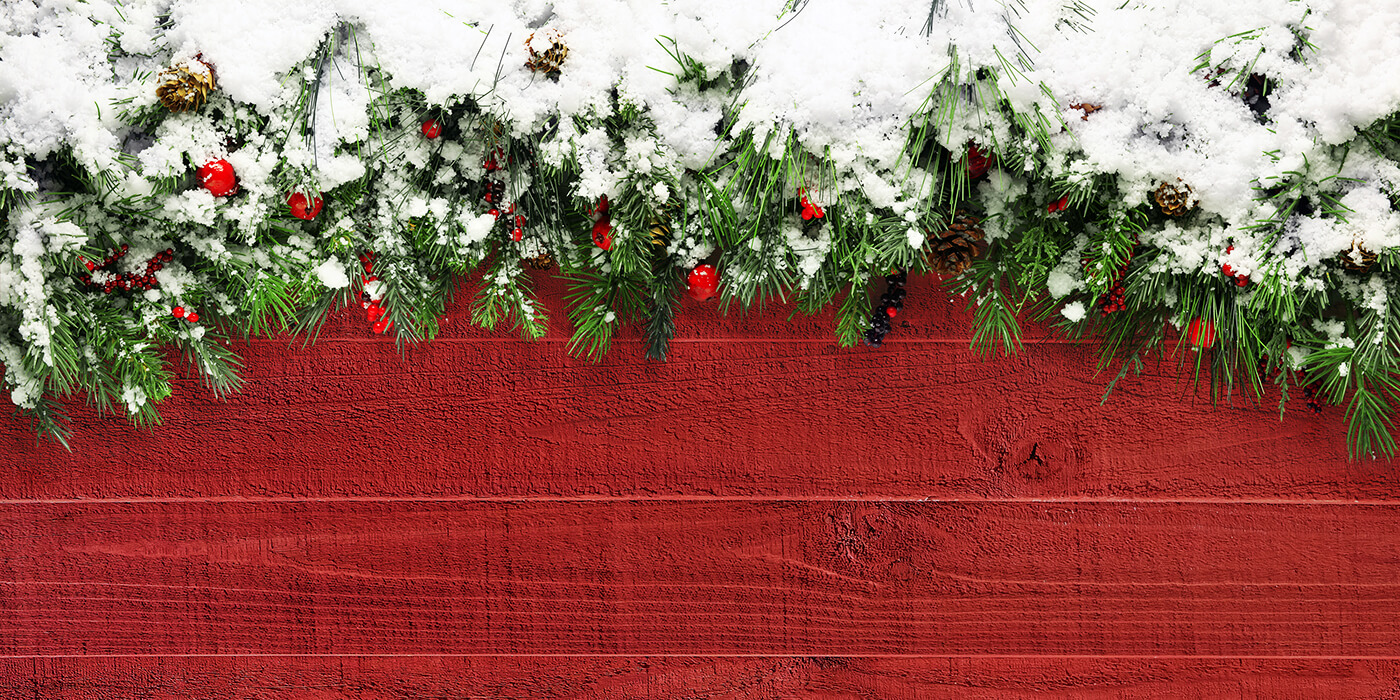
[1341,242,1377,272]
[1153,179,1194,217]
[929,211,985,275]
[525,253,554,270]
[156,60,216,112]
[647,218,670,246]
[525,33,568,80]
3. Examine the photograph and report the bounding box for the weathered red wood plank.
[3,501,1398,657]
[3,657,1398,698]
[0,340,1379,501]
[3,272,1382,501]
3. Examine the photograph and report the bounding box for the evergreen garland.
[3,1,1400,457]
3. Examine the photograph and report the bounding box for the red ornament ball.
[421,119,442,139]
[592,218,613,250]
[286,191,324,220]
[686,264,719,301]
[1187,318,1215,349]
[186,312,200,323]
[171,306,185,318]
[197,159,237,197]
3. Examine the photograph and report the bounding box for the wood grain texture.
[0,277,1385,502]
[4,657,1400,699]
[2,274,1393,696]
[3,501,1398,658]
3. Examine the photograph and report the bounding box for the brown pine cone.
[930,211,986,275]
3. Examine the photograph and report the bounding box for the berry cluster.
[798,188,824,221]
[863,270,908,347]
[590,195,613,250]
[1098,246,1136,315]
[358,251,393,335]
[81,246,174,294]
[1046,195,1068,213]
[170,306,199,323]
[1301,384,1325,415]
[482,151,527,242]
[1220,245,1249,287]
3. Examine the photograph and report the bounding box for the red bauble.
[287,191,324,220]
[171,306,185,318]
[686,264,719,301]
[1187,318,1215,349]
[592,218,613,250]
[186,312,200,323]
[197,159,237,197]
[421,119,441,139]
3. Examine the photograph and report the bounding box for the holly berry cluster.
[798,189,824,221]
[1046,195,1069,213]
[1220,245,1249,287]
[863,270,908,347]
[1098,245,1136,315]
[170,305,199,323]
[81,246,175,294]
[481,149,527,242]
[590,195,613,250]
[358,251,393,335]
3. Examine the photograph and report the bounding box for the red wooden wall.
[2,273,1399,698]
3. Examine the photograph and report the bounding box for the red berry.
[801,206,814,221]
[592,218,613,250]
[1222,263,1235,277]
[421,119,441,139]
[686,264,719,301]
[489,208,500,218]
[197,159,238,197]
[885,306,898,318]
[186,312,200,323]
[515,215,526,227]
[373,318,392,334]
[366,305,382,322]
[967,144,992,179]
[365,275,378,283]
[1187,318,1215,349]
[512,227,523,241]
[1236,275,1249,287]
[484,158,498,172]
[172,306,185,318]
[286,191,324,220]
[595,195,609,215]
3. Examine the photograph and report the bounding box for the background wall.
[1,274,1397,698]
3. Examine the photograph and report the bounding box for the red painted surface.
[1,273,1396,696]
